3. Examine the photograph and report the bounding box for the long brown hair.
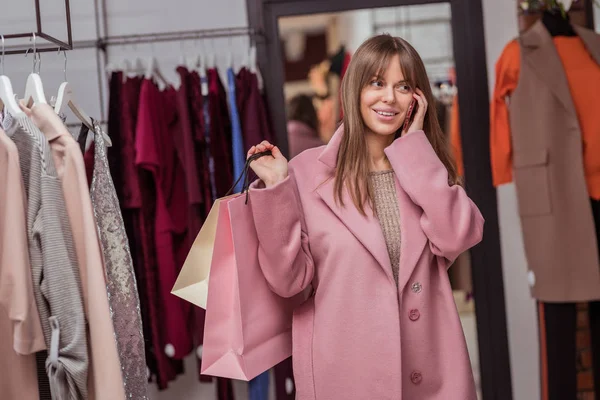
[334,34,460,216]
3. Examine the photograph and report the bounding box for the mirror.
[278,4,480,398]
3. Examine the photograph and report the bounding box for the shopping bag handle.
[226,150,273,204]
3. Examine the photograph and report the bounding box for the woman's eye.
[370,80,383,87]
[397,85,411,92]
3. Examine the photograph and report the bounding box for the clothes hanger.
[52,48,112,147]
[22,33,47,107]
[226,37,234,71]
[249,44,264,91]
[196,40,209,96]
[145,38,168,89]
[0,35,26,118]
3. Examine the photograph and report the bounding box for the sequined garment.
[89,122,149,399]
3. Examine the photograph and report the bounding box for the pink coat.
[250,128,484,399]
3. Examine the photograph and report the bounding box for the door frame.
[247,1,513,399]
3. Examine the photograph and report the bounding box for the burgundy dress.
[135,79,194,364]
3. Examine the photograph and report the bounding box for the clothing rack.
[3,27,263,55]
[2,0,73,55]
[96,27,263,51]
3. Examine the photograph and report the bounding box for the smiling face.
[359,54,414,138]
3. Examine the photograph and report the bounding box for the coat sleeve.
[385,131,484,264]
[249,165,314,298]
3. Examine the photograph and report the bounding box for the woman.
[247,34,483,400]
[286,94,324,158]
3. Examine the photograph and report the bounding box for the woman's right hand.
[247,141,289,188]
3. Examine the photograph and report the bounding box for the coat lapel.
[392,171,428,294]
[316,127,394,283]
[520,20,577,116]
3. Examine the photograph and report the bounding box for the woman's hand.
[403,88,428,136]
[247,141,289,188]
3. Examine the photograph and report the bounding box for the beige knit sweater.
[370,170,401,286]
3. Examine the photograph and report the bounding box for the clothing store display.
[0,127,46,400]
[6,113,89,400]
[28,103,127,400]
[491,19,600,400]
[136,79,194,361]
[249,127,483,399]
[88,121,149,399]
[370,170,401,287]
[490,20,600,302]
[109,72,183,389]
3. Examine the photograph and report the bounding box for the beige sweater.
[370,170,401,286]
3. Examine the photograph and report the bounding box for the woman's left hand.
[403,88,428,136]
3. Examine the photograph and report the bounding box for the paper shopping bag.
[171,194,238,309]
[200,194,306,381]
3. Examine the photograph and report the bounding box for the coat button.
[411,282,422,293]
[409,309,420,321]
[411,370,423,384]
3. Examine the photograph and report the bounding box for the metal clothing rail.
[3,27,263,55]
[96,27,263,51]
[3,0,73,55]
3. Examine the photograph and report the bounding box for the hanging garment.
[26,103,126,399]
[236,68,273,147]
[121,74,181,386]
[227,67,245,193]
[174,67,211,381]
[185,70,215,383]
[5,112,88,399]
[490,20,600,302]
[189,70,214,215]
[135,79,194,361]
[201,72,218,200]
[0,127,46,400]
[87,121,149,400]
[110,73,184,388]
[208,68,234,198]
[249,371,270,400]
[273,358,295,400]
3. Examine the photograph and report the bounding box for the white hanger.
[52,49,112,148]
[145,39,168,89]
[196,40,209,96]
[249,45,264,91]
[226,37,234,70]
[23,33,47,107]
[0,35,25,118]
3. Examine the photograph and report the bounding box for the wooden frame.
[247,1,512,399]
